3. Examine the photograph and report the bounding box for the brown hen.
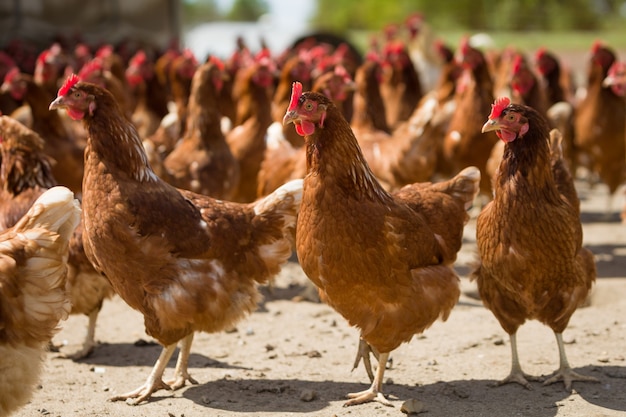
[284,81,479,406]
[50,75,303,404]
[474,97,598,391]
[163,58,240,199]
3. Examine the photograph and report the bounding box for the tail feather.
[253,179,303,219]
[14,186,82,240]
[253,179,304,256]
[0,186,81,346]
[448,166,481,210]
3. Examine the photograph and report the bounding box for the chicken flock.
[0,12,624,413]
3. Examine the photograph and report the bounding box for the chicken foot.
[166,333,199,389]
[351,338,380,382]
[109,343,177,404]
[345,352,393,407]
[495,333,544,389]
[543,332,600,391]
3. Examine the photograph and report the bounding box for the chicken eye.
[304,102,314,111]
[506,113,516,122]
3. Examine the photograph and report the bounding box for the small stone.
[493,338,504,346]
[305,350,322,358]
[133,338,157,347]
[201,395,211,404]
[300,389,317,402]
[401,398,425,414]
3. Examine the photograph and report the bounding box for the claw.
[543,367,600,391]
[493,370,543,390]
[109,379,171,405]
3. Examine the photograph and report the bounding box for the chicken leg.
[542,332,599,391]
[166,333,199,389]
[109,343,177,404]
[345,351,393,407]
[495,333,544,389]
[62,309,99,360]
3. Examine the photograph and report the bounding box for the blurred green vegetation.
[311,0,626,32]
[225,0,269,21]
[182,0,268,25]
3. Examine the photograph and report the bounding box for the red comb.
[209,55,225,71]
[130,51,147,67]
[4,66,19,84]
[591,40,603,54]
[459,36,470,55]
[182,48,197,63]
[512,55,523,74]
[78,59,103,79]
[37,50,51,64]
[535,47,546,60]
[489,97,510,119]
[58,73,81,97]
[96,45,113,58]
[287,82,302,112]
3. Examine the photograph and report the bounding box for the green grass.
[347,28,626,54]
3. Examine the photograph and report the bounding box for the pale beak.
[602,75,615,88]
[49,95,65,111]
[283,111,297,126]
[481,119,499,133]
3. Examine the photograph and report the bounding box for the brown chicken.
[1,67,85,195]
[474,97,597,391]
[574,42,626,211]
[379,40,423,129]
[350,57,391,142]
[50,74,303,404]
[147,48,198,158]
[602,60,626,221]
[443,37,498,197]
[535,48,579,175]
[126,50,169,139]
[0,115,114,359]
[283,82,480,406]
[163,58,240,199]
[226,53,276,202]
[413,40,461,180]
[349,57,439,190]
[535,47,575,107]
[0,186,81,416]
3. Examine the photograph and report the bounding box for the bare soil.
[10,175,626,417]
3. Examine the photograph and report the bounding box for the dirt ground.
[10,174,626,417]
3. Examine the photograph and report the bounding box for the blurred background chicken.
[0,186,81,416]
